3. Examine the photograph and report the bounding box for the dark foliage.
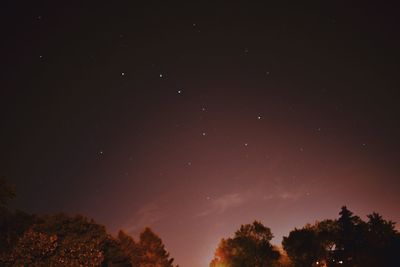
[283,206,400,267]
[210,221,281,267]
[0,213,177,267]
[0,177,177,267]
[1,177,399,267]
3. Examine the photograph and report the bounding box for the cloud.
[262,188,304,201]
[197,192,247,217]
[123,201,165,233]
[197,184,307,218]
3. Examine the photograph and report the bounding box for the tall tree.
[139,227,176,267]
[283,207,400,267]
[102,236,132,266]
[210,221,280,267]
[357,212,399,267]
[118,230,141,267]
[335,206,364,266]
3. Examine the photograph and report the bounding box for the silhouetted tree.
[314,220,338,252]
[356,212,399,267]
[283,207,400,267]
[138,227,176,267]
[102,236,132,267]
[282,219,341,267]
[0,178,36,262]
[8,214,107,266]
[282,226,322,267]
[274,247,294,267]
[210,221,280,267]
[0,177,15,210]
[117,230,141,267]
[0,180,179,267]
[0,210,35,262]
[334,206,365,266]
[0,214,112,266]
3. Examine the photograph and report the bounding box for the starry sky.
[1,1,400,266]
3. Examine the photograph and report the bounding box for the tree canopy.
[1,177,399,267]
[210,221,280,267]
[0,213,177,267]
[283,206,400,267]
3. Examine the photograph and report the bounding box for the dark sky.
[1,1,400,266]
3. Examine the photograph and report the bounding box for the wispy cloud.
[197,183,307,218]
[197,192,247,217]
[262,188,304,201]
[123,201,165,233]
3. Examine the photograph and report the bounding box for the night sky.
[1,1,400,266]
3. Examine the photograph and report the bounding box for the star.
[177,90,182,94]
[201,107,206,112]
[244,143,248,147]
[257,115,262,120]
[121,72,125,76]
[159,73,163,78]
[202,132,206,136]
